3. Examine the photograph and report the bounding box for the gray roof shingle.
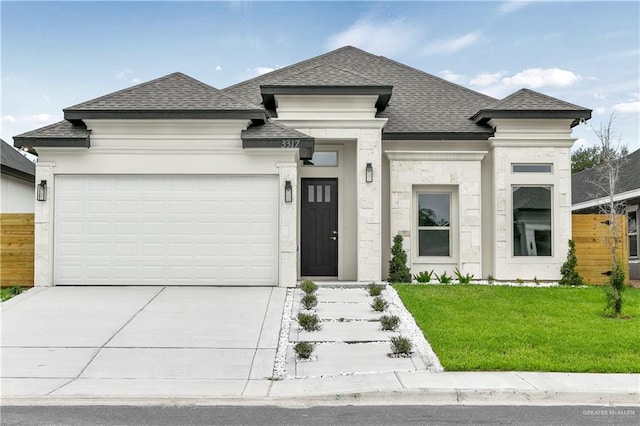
[572,148,640,205]
[64,72,265,120]
[223,46,499,137]
[1,139,35,182]
[13,120,91,148]
[242,121,313,140]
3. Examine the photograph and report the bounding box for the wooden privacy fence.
[0,213,34,287]
[572,214,629,285]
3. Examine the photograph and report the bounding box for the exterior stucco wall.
[33,119,298,287]
[490,119,575,281]
[386,151,486,277]
[1,174,34,213]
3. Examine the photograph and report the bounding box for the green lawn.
[394,284,640,373]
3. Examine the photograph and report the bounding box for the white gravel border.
[384,285,444,372]
[409,280,560,287]
[272,288,294,379]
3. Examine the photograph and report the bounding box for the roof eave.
[63,109,267,121]
[13,136,91,148]
[260,85,393,111]
[0,165,35,183]
[472,109,592,126]
[382,131,493,141]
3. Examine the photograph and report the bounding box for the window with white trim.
[417,193,451,257]
[628,206,638,259]
[512,186,552,256]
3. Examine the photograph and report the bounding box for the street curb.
[2,390,639,407]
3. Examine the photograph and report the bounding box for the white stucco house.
[14,46,591,287]
[1,139,35,213]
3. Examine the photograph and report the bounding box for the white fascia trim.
[385,150,487,162]
[489,139,575,148]
[572,188,640,211]
[270,118,388,129]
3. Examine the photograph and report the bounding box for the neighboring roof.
[64,72,266,121]
[13,120,91,148]
[1,139,35,183]
[513,186,552,210]
[242,121,314,159]
[472,88,591,127]
[572,148,640,205]
[223,46,498,139]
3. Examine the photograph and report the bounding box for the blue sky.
[2,1,639,151]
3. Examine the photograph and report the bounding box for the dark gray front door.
[301,178,338,276]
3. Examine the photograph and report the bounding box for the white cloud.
[593,91,606,100]
[130,78,141,84]
[612,101,640,114]
[501,68,582,88]
[422,32,482,55]
[595,107,607,115]
[252,67,277,76]
[1,113,57,125]
[470,72,504,87]
[116,68,133,79]
[438,70,464,83]
[496,1,533,16]
[326,18,423,56]
[215,65,223,71]
[1,115,17,123]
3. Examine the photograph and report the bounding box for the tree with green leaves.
[559,240,584,286]
[571,141,628,173]
[389,234,411,283]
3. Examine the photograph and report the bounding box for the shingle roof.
[241,121,313,140]
[241,121,315,160]
[270,64,383,86]
[13,120,91,148]
[572,148,640,204]
[223,46,498,138]
[64,72,265,120]
[472,88,591,126]
[1,139,35,182]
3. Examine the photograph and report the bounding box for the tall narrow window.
[417,193,451,256]
[512,186,552,256]
[628,208,638,259]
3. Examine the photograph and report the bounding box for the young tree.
[389,234,411,283]
[589,114,628,317]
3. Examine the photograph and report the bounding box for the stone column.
[278,162,298,287]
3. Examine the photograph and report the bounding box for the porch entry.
[301,178,338,276]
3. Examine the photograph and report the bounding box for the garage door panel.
[55,175,278,286]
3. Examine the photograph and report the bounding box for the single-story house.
[1,139,35,213]
[14,46,591,287]
[572,148,640,279]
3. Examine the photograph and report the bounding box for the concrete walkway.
[1,287,638,406]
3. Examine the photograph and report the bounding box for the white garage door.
[54,175,279,286]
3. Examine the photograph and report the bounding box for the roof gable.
[13,120,91,148]
[1,139,35,182]
[64,72,266,121]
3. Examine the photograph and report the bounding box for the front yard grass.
[394,284,640,373]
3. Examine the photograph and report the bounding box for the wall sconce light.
[284,180,293,203]
[37,180,47,201]
[365,163,373,183]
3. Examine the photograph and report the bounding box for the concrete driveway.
[1,286,285,398]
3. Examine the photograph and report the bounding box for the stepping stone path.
[286,286,435,378]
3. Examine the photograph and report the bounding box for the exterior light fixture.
[365,163,373,183]
[37,180,47,201]
[284,180,293,203]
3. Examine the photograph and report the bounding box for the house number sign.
[281,139,301,148]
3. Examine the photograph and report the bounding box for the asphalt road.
[1,405,638,426]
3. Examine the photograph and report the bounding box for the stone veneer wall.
[386,151,486,277]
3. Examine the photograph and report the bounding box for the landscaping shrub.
[294,342,315,359]
[300,279,318,294]
[371,296,389,312]
[297,312,321,331]
[559,239,585,286]
[414,270,433,283]
[0,286,22,302]
[367,283,383,296]
[453,268,474,284]
[436,271,452,284]
[605,261,626,318]
[390,335,413,356]
[380,315,401,331]
[388,234,411,283]
[301,293,318,310]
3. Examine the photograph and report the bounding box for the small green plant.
[301,293,318,310]
[533,276,540,285]
[604,261,626,318]
[435,271,452,284]
[294,342,315,359]
[487,274,495,284]
[390,335,413,356]
[371,296,389,312]
[516,278,524,284]
[453,268,474,284]
[559,239,585,286]
[380,315,401,331]
[367,283,384,296]
[0,285,23,302]
[414,270,433,283]
[389,234,411,283]
[297,312,321,331]
[300,279,318,294]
